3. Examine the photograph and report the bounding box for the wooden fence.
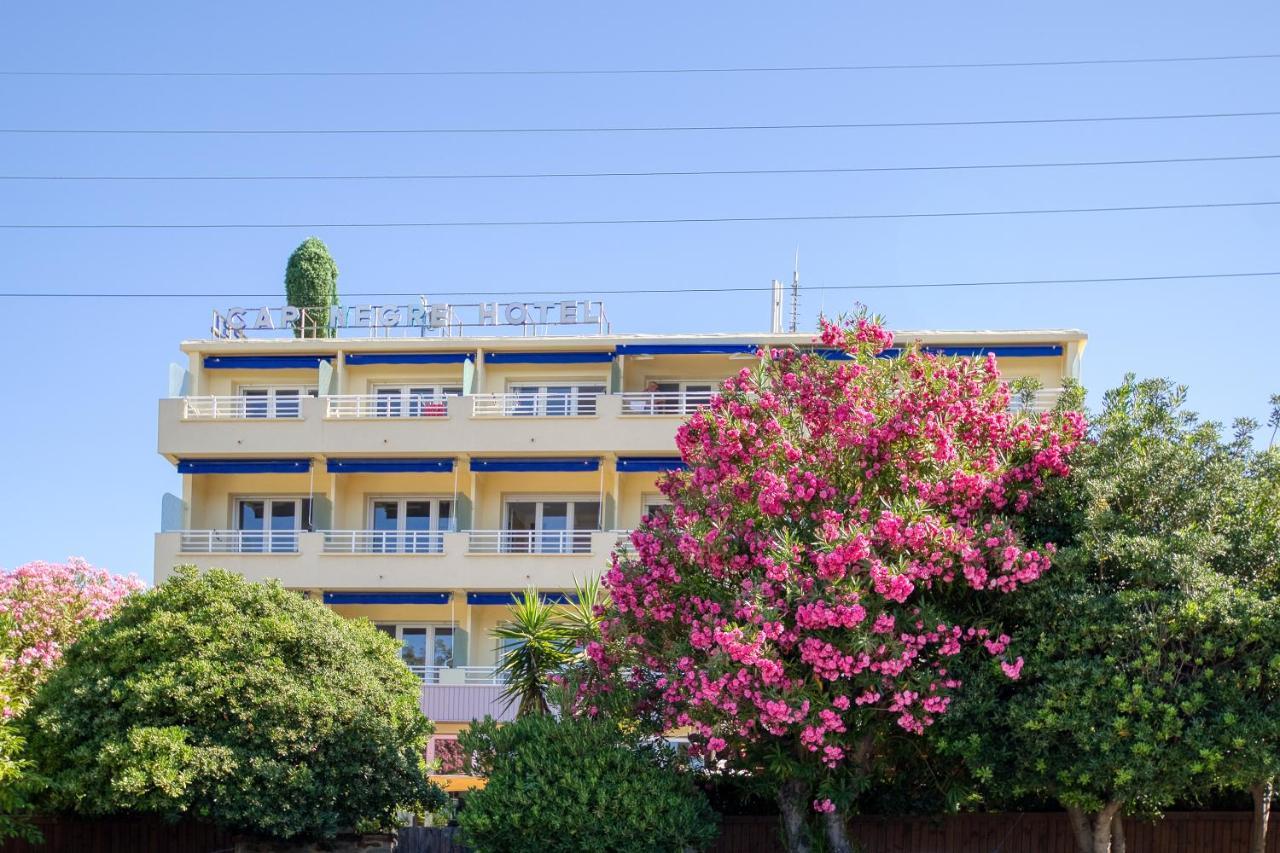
[2,812,1278,852]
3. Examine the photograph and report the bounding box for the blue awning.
[816,345,1065,360]
[323,592,451,605]
[327,458,455,474]
[616,456,687,473]
[344,352,472,366]
[203,355,333,370]
[484,351,614,364]
[615,343,758,356]
[177,458,311,474]
[470,457,600,473]
[466,592,577,606]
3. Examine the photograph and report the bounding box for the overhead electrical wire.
[2,152,1278,182]
[2,52,1278,77]
[1,270,1277,299]
[1,199,1277,230]
[2,109,1278,136]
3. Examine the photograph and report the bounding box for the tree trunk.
[823,808,854,853]
[1067,807,1093,853]
[1066,802,1124,853]
[1251,779,1275,853]
[778,779,812,853]
[1111,811,1126,853]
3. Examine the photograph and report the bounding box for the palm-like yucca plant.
[560,575,609,652]
[493,588,572,717]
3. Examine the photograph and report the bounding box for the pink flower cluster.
[0,557,143,717]
[593,315,1085,790]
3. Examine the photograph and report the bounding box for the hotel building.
[154,302,1086,773]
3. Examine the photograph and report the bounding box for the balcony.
[322,530,446,554]
[326,394,450,419]
[161,393,685,457]
[1010,388,1065,414]
[155,529,622,589]
[617,390,713,416]
[472,392,602,418]
[419,668,515,723]
[467,529,595,555]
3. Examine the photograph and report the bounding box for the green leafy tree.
[284,236,339,338]
[22,568,443,840]
[940,377,1279,853]
[458,714,718,853]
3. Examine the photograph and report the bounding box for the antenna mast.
[788,250,800,333]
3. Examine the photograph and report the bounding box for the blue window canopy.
[326,458,455,474]
[615,343,758,356]
[483,351,614,364]
[616,456,688,473]
[466,591,577,606]
[343,352,473,366]
[323,592,451,606]
[177,458,311,474]
[814,345,1064,360]
[203,355,333,370]
[470,457,601,473]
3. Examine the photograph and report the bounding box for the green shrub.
[459,715,717,853]
[23,567,443,840]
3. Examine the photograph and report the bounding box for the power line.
[3,152,1278,182]
[2,52,1278,78]
[1,270,1277,299]
[2,199,1277,230]
[2,109,1278,136]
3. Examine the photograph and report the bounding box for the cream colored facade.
[155,327,1086,723]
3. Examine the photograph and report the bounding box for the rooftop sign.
[211,300,608,339]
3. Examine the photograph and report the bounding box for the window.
[641,493,671,521]
[652,380,716,414]
[238,386,317,418]
[368,497,453,552]
[503,497,600,553]
[234,497,312,551]
[508,382,605,416]
[375,624,455,679]
[372,384,461,417]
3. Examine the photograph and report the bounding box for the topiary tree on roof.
[284,236,339,338]
[22,567,443,841]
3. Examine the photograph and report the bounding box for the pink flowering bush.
[0,558,143,718]
[588,314,1085,852]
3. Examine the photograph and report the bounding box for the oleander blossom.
[588,314,1085,813]
[0,558,143,717]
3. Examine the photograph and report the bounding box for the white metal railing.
[326,394,451,419]
[183,396,304,420]
[179,529,301,553]
[1009,388,1064,414]
[618,390,714,416]
[322,530,446,554]
[467,529,596,554]
[471,393,601,417]
[410,665,507,685]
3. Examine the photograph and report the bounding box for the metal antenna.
[788,250,800,333]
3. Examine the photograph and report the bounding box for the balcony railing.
[326,394,450,419]
[471,393,601,417]
[322,530,446,554]
[467,529,596,554]
[179,529,301,553]
[618,391,714,416]
[183,396,304,419]
[410,665,506,685]
[1009,388,1065,414]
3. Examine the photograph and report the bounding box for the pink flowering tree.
[588,314,1086,853]
[0,558,143,718]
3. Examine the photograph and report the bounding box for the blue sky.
[1,2,1277,582]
